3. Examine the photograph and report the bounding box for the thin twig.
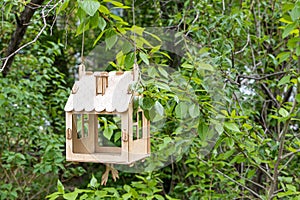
[238,71,286,80]
[185,11,199,37]
[234,33,250,55]
[261,83,280,108]
[279,154,295,173]
[0,0,62,73]
[280,148,300,160]
[199,158,264,199]
[223,131,274,182]
[268,96,298,199]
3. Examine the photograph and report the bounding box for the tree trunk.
[2,0,45,77]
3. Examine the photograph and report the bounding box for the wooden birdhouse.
[64,65,150,164]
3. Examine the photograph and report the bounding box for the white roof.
[64,71,133,113]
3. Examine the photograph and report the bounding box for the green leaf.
[98,17,107,31]
[122,40,133,54]
[141,97,155,110]
[124,52,134,69]
[279,108,289,118]
[78,0,100,16]
[165,194,180,200]
[286,184,297,192]
[296,94,300,103]
[57,180,64,194]
[181,63,194,69]
[154,101,164,116]
[116,50,124,66]
[154,194,164,200]
[296,46,300,56]
[247,169,256,179]
[157,67,169,78]
[215,123,224,135]
[57,0,69,13]
[276,52,290,63]
[189,103,200,118]
[90,12,100,29]
[105,30,118,50]
[131,25,145,36]
[123,185,131,192]
[139,52,149,65]
[282,22,297,38]
[63,192,78,200]
[114,131,121,142]
[277,190,300,198]
[95,190,107,197]
[89,175,97,188]
[122,193,132,200]
[99,5,110,14]
[224,122,241,132]
[93,30,106,46]
[76,21,89,36]
[103,127,113,140]
[111,15,126,24]
[290,5,300,21]
[0,109,5,117]
[278,75,291,86]
[175,102,188,118]
[198,62,214,71]
[144,31,161,42]
[103,0,124,7]
[156,82,171,91]
[279,17,293,24]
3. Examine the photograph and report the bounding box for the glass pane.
[83,115,88,138]
[138,111,143,139]
[76,114,89,139]
[98,114,121,147]
[133,124,137,140]
[76,114,82,139]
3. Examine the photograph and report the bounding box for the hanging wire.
[132,0,136,64]
[132,0,139,82]
[81,23,85,64]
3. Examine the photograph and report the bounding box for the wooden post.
[66,112,73,161]
[133,63,139,81]
[78,64,85,80]
[121,112,129,162]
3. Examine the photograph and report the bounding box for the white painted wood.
[73,74,95,112]
[112,72,133,112]
[64,94,73,112]
[95,71,133,112]
[65,71,133,113]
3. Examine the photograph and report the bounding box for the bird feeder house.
[64,65,150,164]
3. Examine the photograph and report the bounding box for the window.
[76,114,88,139]
[133,110,143,140]
[97,114,122,147]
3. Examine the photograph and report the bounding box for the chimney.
[95,72,108,95]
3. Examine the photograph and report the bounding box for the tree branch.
[199,158,264,199]
[261,83,280,108]
[0,0,45,77]
[237,71,286,81]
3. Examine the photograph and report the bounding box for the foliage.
[46,174,166,200]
